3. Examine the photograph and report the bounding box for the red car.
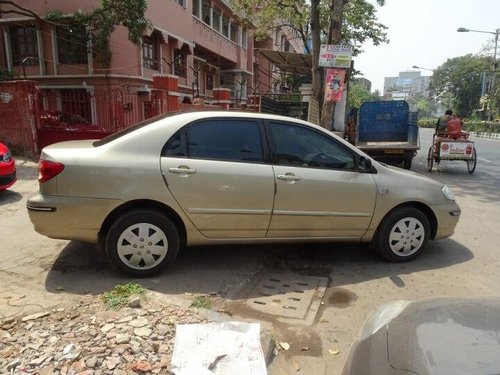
[0,142,16,190]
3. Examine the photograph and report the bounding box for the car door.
[160,118,275,238]
[266,121,377,238]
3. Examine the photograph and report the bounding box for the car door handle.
[168,166,196,175]
[277,174,301,181]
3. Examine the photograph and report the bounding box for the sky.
[354,0,500,93]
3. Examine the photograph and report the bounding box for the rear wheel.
[374,207,430,262]
[467,147,477,173]
[427,146,434,172]
[403,156,412,170]
[105,209,179,277]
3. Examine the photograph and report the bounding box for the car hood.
[386,297,500,374]
[376,162,441,187]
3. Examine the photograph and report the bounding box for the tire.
[105,209,179,277]
[374,207,430,262]
[403,156,412,170]
[467,147,477,174]
[427,146,434,172]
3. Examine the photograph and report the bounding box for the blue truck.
[346,100,419,170]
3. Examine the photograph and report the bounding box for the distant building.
[353,77,372,92]
[384,71,431,100]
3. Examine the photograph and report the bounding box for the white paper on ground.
[172,321,267,375]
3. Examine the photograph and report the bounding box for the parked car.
[27,111,461,276]
[0,142,16,191]
[342,297,500,374]
[39,111,91,127]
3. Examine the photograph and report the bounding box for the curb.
[469,132,500,140]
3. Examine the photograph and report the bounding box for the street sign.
[319,45,352,68]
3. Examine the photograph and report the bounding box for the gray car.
[27,111,461,276]
[342,297,500,374]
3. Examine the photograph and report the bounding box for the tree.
[320,0,386,129]
[233,0,387,126]
[347,81,380,109]
[0,0,149,68]
[432,54,491,118]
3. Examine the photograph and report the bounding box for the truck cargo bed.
[357,141,418,150]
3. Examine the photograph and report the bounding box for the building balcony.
[192,17,239,63]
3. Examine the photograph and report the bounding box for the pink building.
[0,0,254,126]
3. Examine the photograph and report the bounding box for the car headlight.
[442,185,455,201]
[0,151,12,162]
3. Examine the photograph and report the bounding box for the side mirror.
[358,156,373,173]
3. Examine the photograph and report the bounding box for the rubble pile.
[0,296,209,374]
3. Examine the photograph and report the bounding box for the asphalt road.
[1,129,499,374]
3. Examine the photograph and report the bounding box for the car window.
[163,130,187,157]
[176,119,264,163]
[268,122,355,170]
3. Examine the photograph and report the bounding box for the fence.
[38,88,169,132]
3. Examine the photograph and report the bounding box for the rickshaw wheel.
[467,147,477,173]
[427,146,434,172]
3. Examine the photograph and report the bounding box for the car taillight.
[38,160,65,183]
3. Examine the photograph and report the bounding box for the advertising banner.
[319,45,352,68]
[324,68,347,102]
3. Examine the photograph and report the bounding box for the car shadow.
[0,189,23,206]
[44,239,474,300]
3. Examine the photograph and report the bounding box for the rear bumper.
[27,194,122,243]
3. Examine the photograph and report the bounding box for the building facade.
[383,71,431,100]
[0,0,254,127]
[254,20,306,94]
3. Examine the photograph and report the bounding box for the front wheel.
[374,207,430,262]
[105,209,179,277]
[467,147,477,174]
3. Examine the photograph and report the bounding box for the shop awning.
[258,49,312,76]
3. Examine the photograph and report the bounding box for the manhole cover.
[245,273,327,322]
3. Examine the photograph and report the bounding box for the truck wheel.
[105,209,179,277]
[403,157,412,170]
[374,207,430,262]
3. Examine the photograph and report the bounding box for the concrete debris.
[0,296,208,374]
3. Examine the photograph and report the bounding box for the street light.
[458,26,500,120]
[412,65,434,72]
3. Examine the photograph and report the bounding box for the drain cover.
[245,273,327,321]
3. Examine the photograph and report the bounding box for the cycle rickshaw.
[427,129,477,173]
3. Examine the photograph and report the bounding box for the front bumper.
[27,194,122,243]
[0,170,16,190]
[433,202,461,240]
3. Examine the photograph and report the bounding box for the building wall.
[383,71,432,99]
[0,0,253,101]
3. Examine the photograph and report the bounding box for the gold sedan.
[27,111,461,276]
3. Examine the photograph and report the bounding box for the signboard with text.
[319,45,352,68]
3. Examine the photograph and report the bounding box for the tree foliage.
[233,0,387,126]
[432,54,491,118]
[347,81,380,109]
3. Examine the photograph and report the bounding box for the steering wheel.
[305,152,328,167]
